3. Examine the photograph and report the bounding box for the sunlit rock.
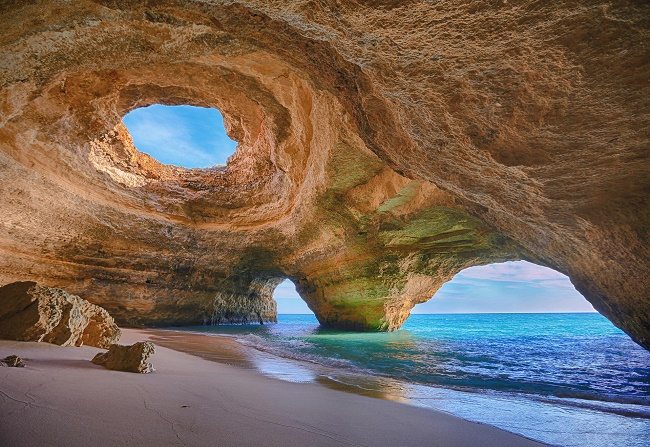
[0,282,120,349]
[92,342,155,374]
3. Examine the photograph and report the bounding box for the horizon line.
[277,311,600,315]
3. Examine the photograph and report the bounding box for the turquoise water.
[175,313,650,446]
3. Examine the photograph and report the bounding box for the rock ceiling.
[0,1,648,348]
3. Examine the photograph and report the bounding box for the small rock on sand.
[92,341,155,373]
[1,355,26,367]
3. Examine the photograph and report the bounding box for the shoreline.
[145,328,425,403]
[143,325,650,447]
[0,328,547,447]
[147,326,650,415]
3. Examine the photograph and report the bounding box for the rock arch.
[0,1,647,348]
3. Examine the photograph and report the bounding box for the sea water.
[174,313,650,447]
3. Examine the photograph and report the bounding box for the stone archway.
[0,1,647,349]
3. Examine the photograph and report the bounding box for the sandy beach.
[0,328,547,447]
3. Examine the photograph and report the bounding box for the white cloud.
[455,261,575,289]
[273,279,301,299]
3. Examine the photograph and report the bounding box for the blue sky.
[273,261,595,314]
[123,105,238,168]
[411,261,594,314]
[273,280,314,314]
[124,105,594,315]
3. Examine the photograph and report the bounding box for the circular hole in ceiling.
[122,104,238,168]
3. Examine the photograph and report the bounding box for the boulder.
[1,355,26,367]
[92,342,155,374]
[0,282,120,349]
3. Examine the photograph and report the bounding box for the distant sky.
[122,104,238,168]
[273,261,595,314]
[274,280,314,314]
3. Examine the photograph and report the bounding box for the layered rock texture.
[0,282,120,349]
[0,2,648,347]
[92,341,155,373]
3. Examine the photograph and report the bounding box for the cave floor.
[0,329,546,447]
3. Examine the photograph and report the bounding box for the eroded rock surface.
[0,282,121,349]
[0,2,648,347]
[92,342,155,374]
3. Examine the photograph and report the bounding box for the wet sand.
[145,328,428,403]
[0,328,547,447]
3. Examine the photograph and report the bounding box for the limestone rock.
[1,355,26,367]
[92,342,155,374]
[0,282,120,349]
[0,2,648,349]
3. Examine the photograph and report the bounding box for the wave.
[228,335,649,420]
[233,333,360,370]
[166,315,650,447]
[195,330,650,421]
[532,395,650,419]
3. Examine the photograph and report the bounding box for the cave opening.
[122,104,238,168]
[411,260,595,315]
[272,279,314,315]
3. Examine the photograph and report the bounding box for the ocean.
[171,313,650,447]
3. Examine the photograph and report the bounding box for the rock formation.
[0,2,648,347]
[92,342,155,373]
[0,282,120,349]
[1,355,26,367]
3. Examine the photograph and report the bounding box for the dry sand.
[0,328,546,447]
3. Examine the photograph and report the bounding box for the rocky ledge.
[0,1,648,348]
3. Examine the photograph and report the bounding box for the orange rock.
[0,1,647,348]
[0,282,120,349]
[92,342,155,374]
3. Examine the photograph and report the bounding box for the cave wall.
[0,1,648,348]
